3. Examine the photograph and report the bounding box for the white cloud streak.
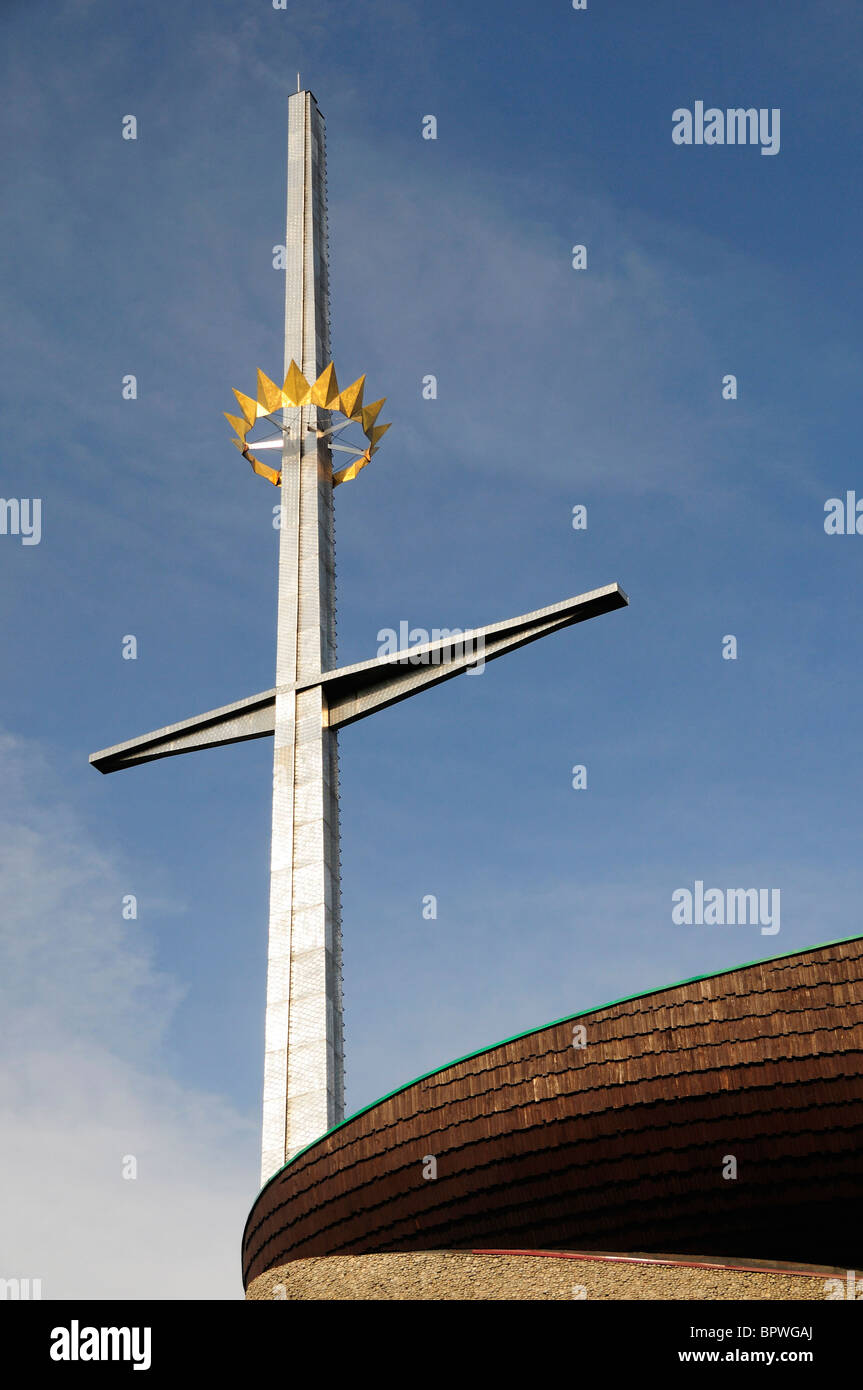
[0,733,256,1299]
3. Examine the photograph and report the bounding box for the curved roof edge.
[246,930,863,1225]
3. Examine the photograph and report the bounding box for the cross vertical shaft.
[262,89,343,1185]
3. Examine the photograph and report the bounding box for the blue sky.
[2,0,862,1297]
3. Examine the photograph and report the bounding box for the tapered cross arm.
[89,584,626,775]
[317,582,628,729]
[89,688,277,774]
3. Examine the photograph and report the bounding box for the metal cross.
[90,88,628,1187]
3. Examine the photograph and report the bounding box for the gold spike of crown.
[224,361,391,488]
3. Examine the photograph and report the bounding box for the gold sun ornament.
[224,361,391,488]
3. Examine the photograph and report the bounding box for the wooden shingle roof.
[243,935,863,1285]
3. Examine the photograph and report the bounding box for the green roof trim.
[247,930,863,1218]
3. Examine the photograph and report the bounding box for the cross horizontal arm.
[89,688,276,774]
[89,584,627,773]
[317,582,628,729]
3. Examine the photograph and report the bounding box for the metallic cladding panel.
[262,91,343,1185]
[243,937,863,1282]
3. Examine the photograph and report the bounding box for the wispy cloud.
[0,733,256,1299]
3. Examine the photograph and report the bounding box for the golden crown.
[225,361,391,488]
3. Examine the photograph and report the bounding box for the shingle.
[243,936,863,1283]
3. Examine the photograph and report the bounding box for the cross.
[90,88,629,1187]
